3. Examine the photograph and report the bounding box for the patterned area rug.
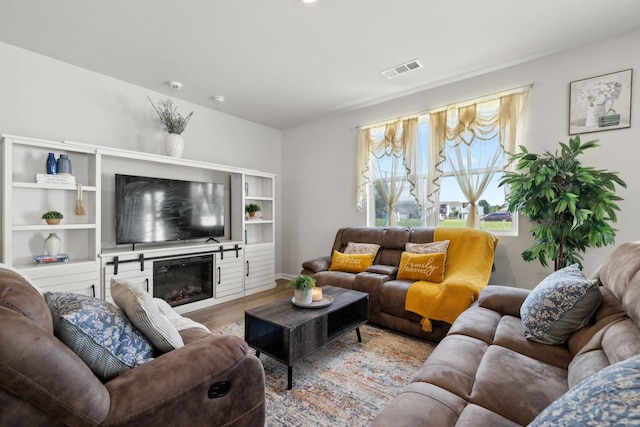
[213,322,435,427]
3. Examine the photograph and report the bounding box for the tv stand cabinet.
[101,242,246,314]
[1,134,276,312]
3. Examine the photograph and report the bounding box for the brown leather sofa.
[370,241,640,426]
[0,266,265,427]
[301,226,497,342]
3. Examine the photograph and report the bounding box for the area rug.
[213,322,435,426]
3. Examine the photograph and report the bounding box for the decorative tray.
[291,295,334,309]
[34,253,70,264]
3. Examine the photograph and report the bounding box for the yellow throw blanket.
[405,227,498,331]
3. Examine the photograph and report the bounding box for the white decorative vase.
[584,104,603,127]
[45,233,61,256]
[165,133,184,158]
[295,289,313,305]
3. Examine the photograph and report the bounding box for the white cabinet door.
[25,262,100,297]
[103,258,153,303]
[215,249,244,298]
[244,244,275,293]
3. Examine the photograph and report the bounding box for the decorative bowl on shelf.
[45,218,61,225]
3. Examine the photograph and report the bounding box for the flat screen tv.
[115,174,225,245]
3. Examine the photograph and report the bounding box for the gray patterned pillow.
[344,241,381,256]
[520,264,601,345]
[529,354,640,426]
[111,278,184,353]
[45,292,154,380]
[405,240,450,255]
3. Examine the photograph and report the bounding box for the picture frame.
[569,69,632,135]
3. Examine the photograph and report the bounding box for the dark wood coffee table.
[244,285,368,390]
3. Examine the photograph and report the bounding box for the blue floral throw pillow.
[520,264,601,345]
[45,292,154,380]
[529,354,640,426]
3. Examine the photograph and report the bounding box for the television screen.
[115,174,225,245]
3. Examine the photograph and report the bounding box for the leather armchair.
[0,266,265,427]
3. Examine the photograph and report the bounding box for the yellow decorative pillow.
[397,252,446,283]
[329,250,375,273]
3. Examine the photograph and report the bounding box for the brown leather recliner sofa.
[301,226,497,342]
[0,266,265,427]
[370,241,640,426]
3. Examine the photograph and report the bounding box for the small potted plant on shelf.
[245,203,261,219]
[42,211,64,225]
[288,274,316,305]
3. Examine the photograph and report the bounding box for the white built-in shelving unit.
[1,134,276,312]
[243,172,276,295]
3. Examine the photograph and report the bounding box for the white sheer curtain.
[356,117,422,224]
[426,89,529,227]
[445,139,503,228]
[373,153,406,226]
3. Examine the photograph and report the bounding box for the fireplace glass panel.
[153,255,214,307]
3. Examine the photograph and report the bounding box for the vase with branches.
[147,96,193,135]
[147,96,193,158]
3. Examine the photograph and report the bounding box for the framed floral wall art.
[569,69,632,135]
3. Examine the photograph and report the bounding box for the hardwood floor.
[184,279,291,330]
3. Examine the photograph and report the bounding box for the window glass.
[438,134,513,232]
[366,92,525,236]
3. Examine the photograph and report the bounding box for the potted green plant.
[499,135,626,271]
[245,203,261,218]
[288,274,316,305]
[42,210,64,225]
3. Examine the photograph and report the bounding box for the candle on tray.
[312,287,323,301]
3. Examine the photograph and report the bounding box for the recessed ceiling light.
[301,0,317,3]
[169,81,182,90]
[212,95,225,104]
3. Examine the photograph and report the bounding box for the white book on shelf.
[35,174,77,185]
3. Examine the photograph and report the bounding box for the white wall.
[3,28,640,288]
[281,29,640,289]
[0,42,283,272]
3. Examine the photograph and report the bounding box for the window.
[436,124,513,233]
[367,120,426,227]
[358,88,529,235]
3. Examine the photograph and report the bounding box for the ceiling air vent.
[381,59,423,79]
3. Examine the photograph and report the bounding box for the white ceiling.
[2,0,640,130]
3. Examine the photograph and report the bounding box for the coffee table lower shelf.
[244,286,368,390]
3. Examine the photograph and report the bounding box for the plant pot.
[166,133,184,158]
[45,218,61,225]
[294,289,313,305]
[249,212,256,218]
